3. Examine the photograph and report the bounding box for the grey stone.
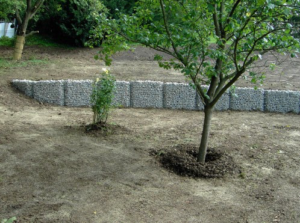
[65,80,93,107]
[33,80,65,106]
[11,79,300,113]
[131,81,163,108]
[112,81,131,107]
[163,82,197,110]
[11,79,34,97]
[215,91,230,111]
[265,90,300,113]
[230,88,264,111]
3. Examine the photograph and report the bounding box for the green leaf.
[257,0,265,6]
[269,63,276,70]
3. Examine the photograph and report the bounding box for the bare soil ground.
[0,46,300,223]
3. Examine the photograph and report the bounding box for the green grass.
[0,34,73,48]
[0,57,49,69]
[25,35,73,48]
[0,36,15,47]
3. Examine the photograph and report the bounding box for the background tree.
[101,0,138,18]
[0,0,24,21]
[13,0,45,60]
[93,0,300,163]
[290,15,300,38]
[32,0,107,46]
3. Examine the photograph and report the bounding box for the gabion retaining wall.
[65,80,93,107]
[230,88,264,111]
[11,79,300,114]
[164,82,196,110]
[131,81,164,108]
[33,80,65,106]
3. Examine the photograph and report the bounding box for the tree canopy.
[0,0,24,21]
[93,0,300,163]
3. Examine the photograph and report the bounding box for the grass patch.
[25,35,73,48]
[0,36,15,47]
[0,34,73,48]
[0,57,49,69]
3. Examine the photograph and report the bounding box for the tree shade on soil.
[151,145,239,178]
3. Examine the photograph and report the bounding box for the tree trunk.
[197,106,213,163]
[13,35,25,60]
[12,0,45,60]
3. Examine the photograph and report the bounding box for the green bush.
[31,0,107,46]
[102,0,138,18]
[91,69,115,125]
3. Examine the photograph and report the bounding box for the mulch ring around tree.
[84,122,131,136]
[150,144,240,178]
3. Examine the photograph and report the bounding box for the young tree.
[93,0,300,163]
[13,0,44,60]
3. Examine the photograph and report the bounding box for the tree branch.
[26,30,39,37]
[242,28,285,68]
[213,4,221,37]
[159,0,183,63]
[31,0,45,18]
[228,0,242,19]
[15,7,22,25]
[27,0,31,12]
[211,67,245,108]
[107,25,177,60]
[189,74,207,106]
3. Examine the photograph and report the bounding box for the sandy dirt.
[0,46,300,223]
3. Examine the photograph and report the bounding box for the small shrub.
[90,68,116,125]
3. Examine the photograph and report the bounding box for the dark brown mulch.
[151,144,239,178]
[84,122,130,136]
[85,121,108,132]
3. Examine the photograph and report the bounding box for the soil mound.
[151,144,239,178]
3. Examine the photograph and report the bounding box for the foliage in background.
[290,16,300,38]
[32,0,107,46]
[0,0,24,21]
[1,0,138,47]
[102,0,138,18]
[93,0,300,163]
[91,69,116,125]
